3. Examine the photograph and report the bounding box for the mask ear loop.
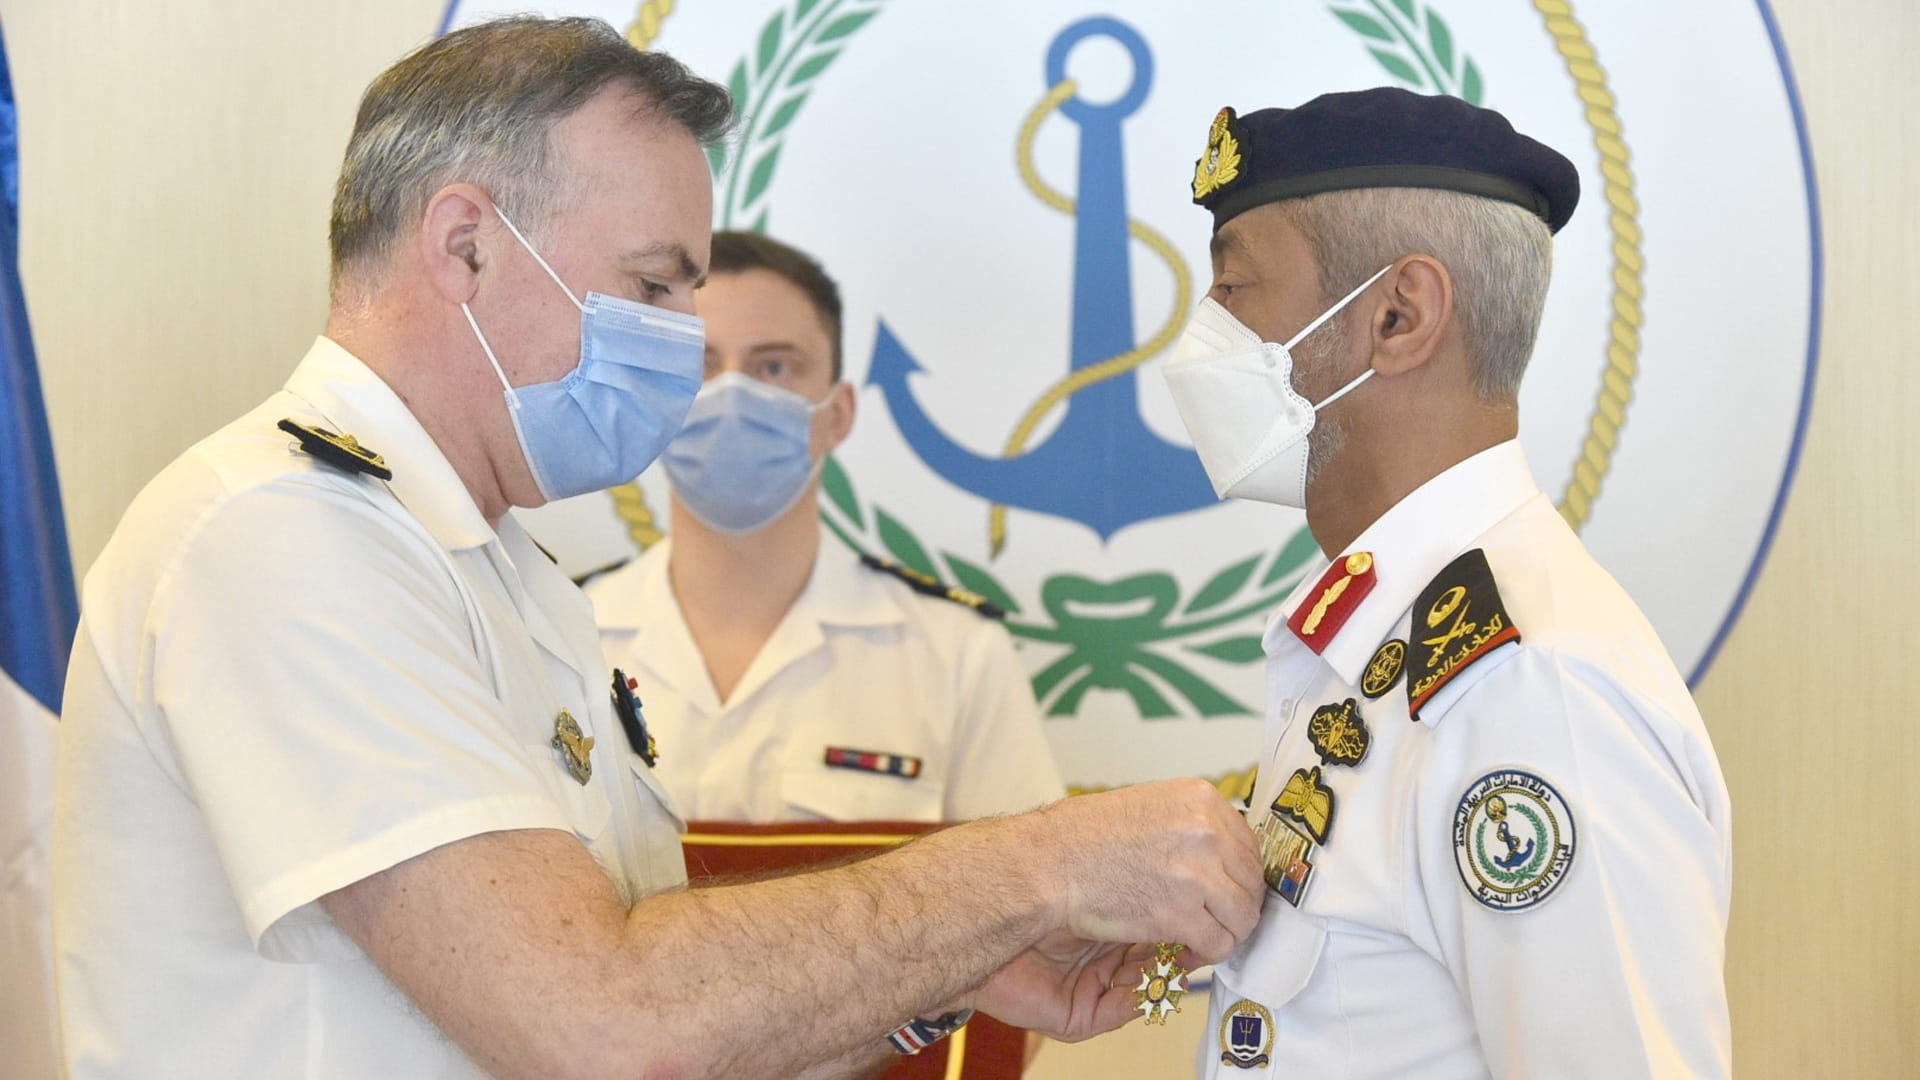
[462,303,519,410]
[1283,262,1396,413]
[462,201,589,408]
[1281,262,1396,351]
[493,204,586,313]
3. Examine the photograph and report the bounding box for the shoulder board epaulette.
[570,556,631,590]
[276,418,392,481]
[859,553,1004,619]
[1406,548,1521,723]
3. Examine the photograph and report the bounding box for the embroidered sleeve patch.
[1451,768,1576,911]
[1406,549,1520,722]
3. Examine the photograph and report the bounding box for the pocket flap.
[779,764,944,823]
[1213,903,1328,1010]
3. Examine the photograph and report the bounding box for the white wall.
[7,1,1914,1075]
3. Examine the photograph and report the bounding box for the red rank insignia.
[1287,552,1378,654]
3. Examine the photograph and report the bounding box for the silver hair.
[1279,187,1554,402]
[328,16,732,294]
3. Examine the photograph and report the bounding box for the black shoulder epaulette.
[859,552,1004,620]
[277,419,392,481]
[1406,548,1521,723]
[571,557,631,589]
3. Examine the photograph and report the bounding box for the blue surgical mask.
[661,372,832,534]
[461,205,705,502]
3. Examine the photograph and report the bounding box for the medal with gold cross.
[1135,942,1188,1025]
[550,709,594,785]
[1306,698,1371,767]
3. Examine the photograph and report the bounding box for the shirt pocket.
[628,753,685,833]
[524,740,613,844]
[1213,902,1329,1013]
[778,764,945,823]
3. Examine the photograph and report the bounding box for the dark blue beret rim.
[1208,164,1561,233]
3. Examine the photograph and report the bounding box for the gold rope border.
[1534,0,1643,531]
[986,79,1196,555]
[625,0,674,50]
[599,0,681,551]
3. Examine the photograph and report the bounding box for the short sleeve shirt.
[588,540,1064,824]
[53,338,686,1079]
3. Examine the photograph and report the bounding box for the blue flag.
[0,15,77,713]
[1,18,71,1075]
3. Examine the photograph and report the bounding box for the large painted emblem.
[450,0,1819,793]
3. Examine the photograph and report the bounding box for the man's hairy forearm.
[327,778,1255,1080]
[613,817,1047,1077]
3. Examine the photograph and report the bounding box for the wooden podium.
[681,820,1030,1079]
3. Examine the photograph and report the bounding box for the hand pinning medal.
[1136,942,1188,1026]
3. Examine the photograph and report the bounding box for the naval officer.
[52,17,1264,1078]
[1162,88,1732,1077]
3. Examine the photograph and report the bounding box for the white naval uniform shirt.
[54,338,686,1080]
[1198,441,1732,1080]
[587,539,1064,823]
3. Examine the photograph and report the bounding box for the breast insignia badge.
[1362,638,1407,699]
[550,709,594,785]
[1135,942,1188,1025]
[1274,766,1336,845]
[1254,806,1318,907]
[1307,698,1370,767]
[609,669,658,767]
[824,746,924,779]
[1219,999,1275,1069]
[275,418,393,481]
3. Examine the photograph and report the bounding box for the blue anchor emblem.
[1491,798,1538,870]
[866,17,1216,544]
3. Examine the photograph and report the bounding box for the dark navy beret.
[1191,87,1580,234]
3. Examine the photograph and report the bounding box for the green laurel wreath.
[706,1,1481,720]
[1473,801,1552,887]
[713,0,884,231]
[1326,0,1485,104]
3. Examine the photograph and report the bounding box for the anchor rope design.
[1532,0,1644,532]
[603,0,679,549]
[987,78,1196,556]
[624,0,674,50]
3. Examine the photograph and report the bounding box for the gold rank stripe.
[680,832,917,848]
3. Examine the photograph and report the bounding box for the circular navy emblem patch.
[1452,768,1576,911]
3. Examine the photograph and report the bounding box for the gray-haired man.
[53,18,1262,1079]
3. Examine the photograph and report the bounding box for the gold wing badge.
[1192,106,1244,200]
[1274,766,1336,845]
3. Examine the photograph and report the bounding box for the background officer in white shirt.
[52,17,1265,1079]
[588,230,1064,825]
[1162,90,1732,1077]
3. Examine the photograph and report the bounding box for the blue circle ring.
[1043,16,1154,123]
[1689,0,1822,687]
